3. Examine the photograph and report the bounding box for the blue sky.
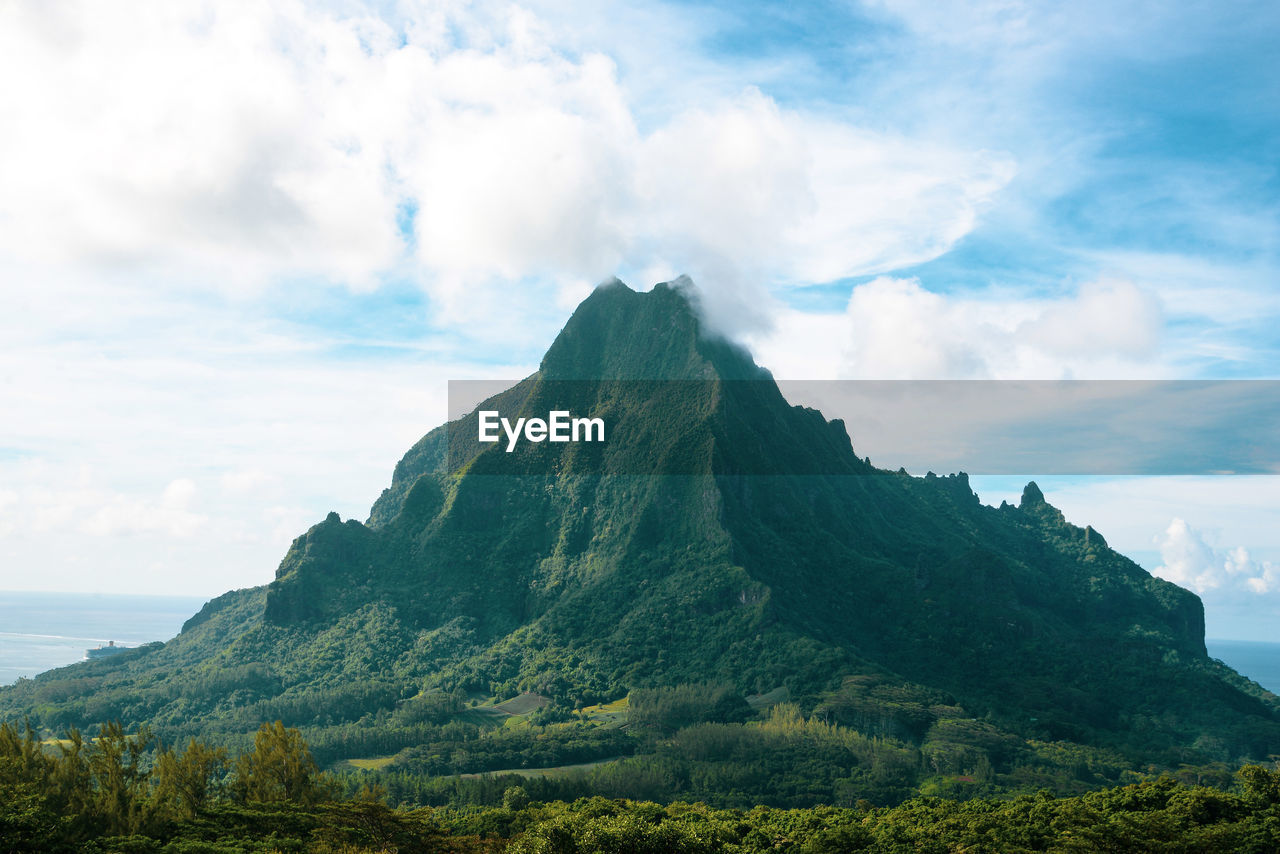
[0,0,1277,638]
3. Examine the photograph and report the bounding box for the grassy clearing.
[579,696,628,725]
[745,686,789,709]
[342,755,398,770]
[458,756,624,780]
[459,705,511,723]
[493,692,550,715]
[457,692,550,722]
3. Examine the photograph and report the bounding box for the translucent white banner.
[446,380,1280,475]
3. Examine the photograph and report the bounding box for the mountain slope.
[3,278,1276,783]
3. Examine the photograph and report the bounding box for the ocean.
[0,591,208,685]
[2,591,1279,695]
[1206,639,1280,695]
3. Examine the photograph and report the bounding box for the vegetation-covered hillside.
[2,279,1277,810]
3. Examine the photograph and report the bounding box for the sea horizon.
[0,590,210,686]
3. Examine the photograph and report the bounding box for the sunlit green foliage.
[152,738,229,818]
[3,717,1280,852]
[232,720,334,805]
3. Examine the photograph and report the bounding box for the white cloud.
[632,92,1014,335]
[0,2,405,291]
[0,0,1012,323]
[219,470,278,495]
[1153,517,1277,595]
[792,124,1014,281]
[81,478,207,538]
[1017,279,1162,360]
[0,470,207,543]
[1153,518,1228,592]
[1246,567,1280,595]
[748,275,1166,380]
[399,48,638,308]
[842,276,990,379]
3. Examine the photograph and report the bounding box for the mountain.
[3,278,1277,802]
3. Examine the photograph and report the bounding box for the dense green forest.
[7,672,1270,814]
[5,718,1280,853]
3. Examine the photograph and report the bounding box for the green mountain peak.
[3,277,1276,802]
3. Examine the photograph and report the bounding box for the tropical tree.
[233,720,332,805]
